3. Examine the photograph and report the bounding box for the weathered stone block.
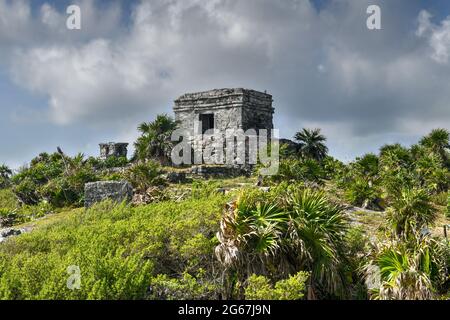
[99,142,128,160]
[189,165,250,178]
[84,181,133,208]
[174,88,274,134]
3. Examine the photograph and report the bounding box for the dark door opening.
[200,114,214,134]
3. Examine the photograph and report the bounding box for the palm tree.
[215,188,348,299]
[386,188,436,240]
[367,242,435,300]
[0,164,12,188]
[294,128,328,162]
[419,128,450,163]
[133,114,178,164]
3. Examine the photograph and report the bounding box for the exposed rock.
[99,142,128,160]
[84,181,133,208]
[0,228,23,243]
[164,172,187,183]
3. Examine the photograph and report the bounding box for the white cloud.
[417,9,450,64]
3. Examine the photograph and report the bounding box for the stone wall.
[173,88,274,167]
[84,181,133,208]
[99,142,129,160]
[189,165,251,178]
[173,88,274,134]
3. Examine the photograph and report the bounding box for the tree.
[0,164,12,189]
[419,128,450,163]
[386,188,436,241]
[133,114,178,165]
[215,187,348,299]
[294,128,328,162]
[367,241,438,300]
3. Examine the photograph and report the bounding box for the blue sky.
[1,0,450,168]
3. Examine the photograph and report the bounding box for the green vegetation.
[0,122,449,300]
[447,193,450,219]
[245,272,309,300]
[133,114,178,164]
[294,128,328,161]
[216,186,349,299]
[0,165,12,189]
[0,196,226,299]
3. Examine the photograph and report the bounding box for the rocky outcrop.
[84,181,133,208]
[99,142,128,160]
[0,228,23,243]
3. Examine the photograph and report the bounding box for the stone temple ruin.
[173,88,274,167]
[174,88,274,137]
[99,142,128,160]
[86,88,275,208]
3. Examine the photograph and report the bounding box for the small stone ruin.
[173,88,275,168]
[99,142,128,160]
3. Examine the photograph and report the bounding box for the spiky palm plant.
[365,238,448,300]
[286,189,348,298]
[386,188,436,240]
[419,128,450,163]
[133,114,178,164]
[215,188,348,299]
[294,128,328,162]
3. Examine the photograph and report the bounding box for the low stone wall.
[188,165,251,178]
[84,181,133,208]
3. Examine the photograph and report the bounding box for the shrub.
[11,153,98,207]
[245,272,309,300]
[0,201,53,227]
[124,161,165,192]
[191,181,221,199]
[148,271,219,300]
[447,193,450,219]
[0,164,12,189]
[0,195,227,299]
[265,158,325,185]
[216,187,349,299]
[0,189,18,211]
[386,188,436,239]
[344,177,382,209]
[366,239,448,300]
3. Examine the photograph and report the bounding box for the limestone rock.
[84,181,133,208]
[0,228,23,243]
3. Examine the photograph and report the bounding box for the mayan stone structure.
[84,181,133,208]
[99,142,128,160]
[174,88,274,134]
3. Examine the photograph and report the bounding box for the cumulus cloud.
[416,9,450,64]
[1,0,450,165]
